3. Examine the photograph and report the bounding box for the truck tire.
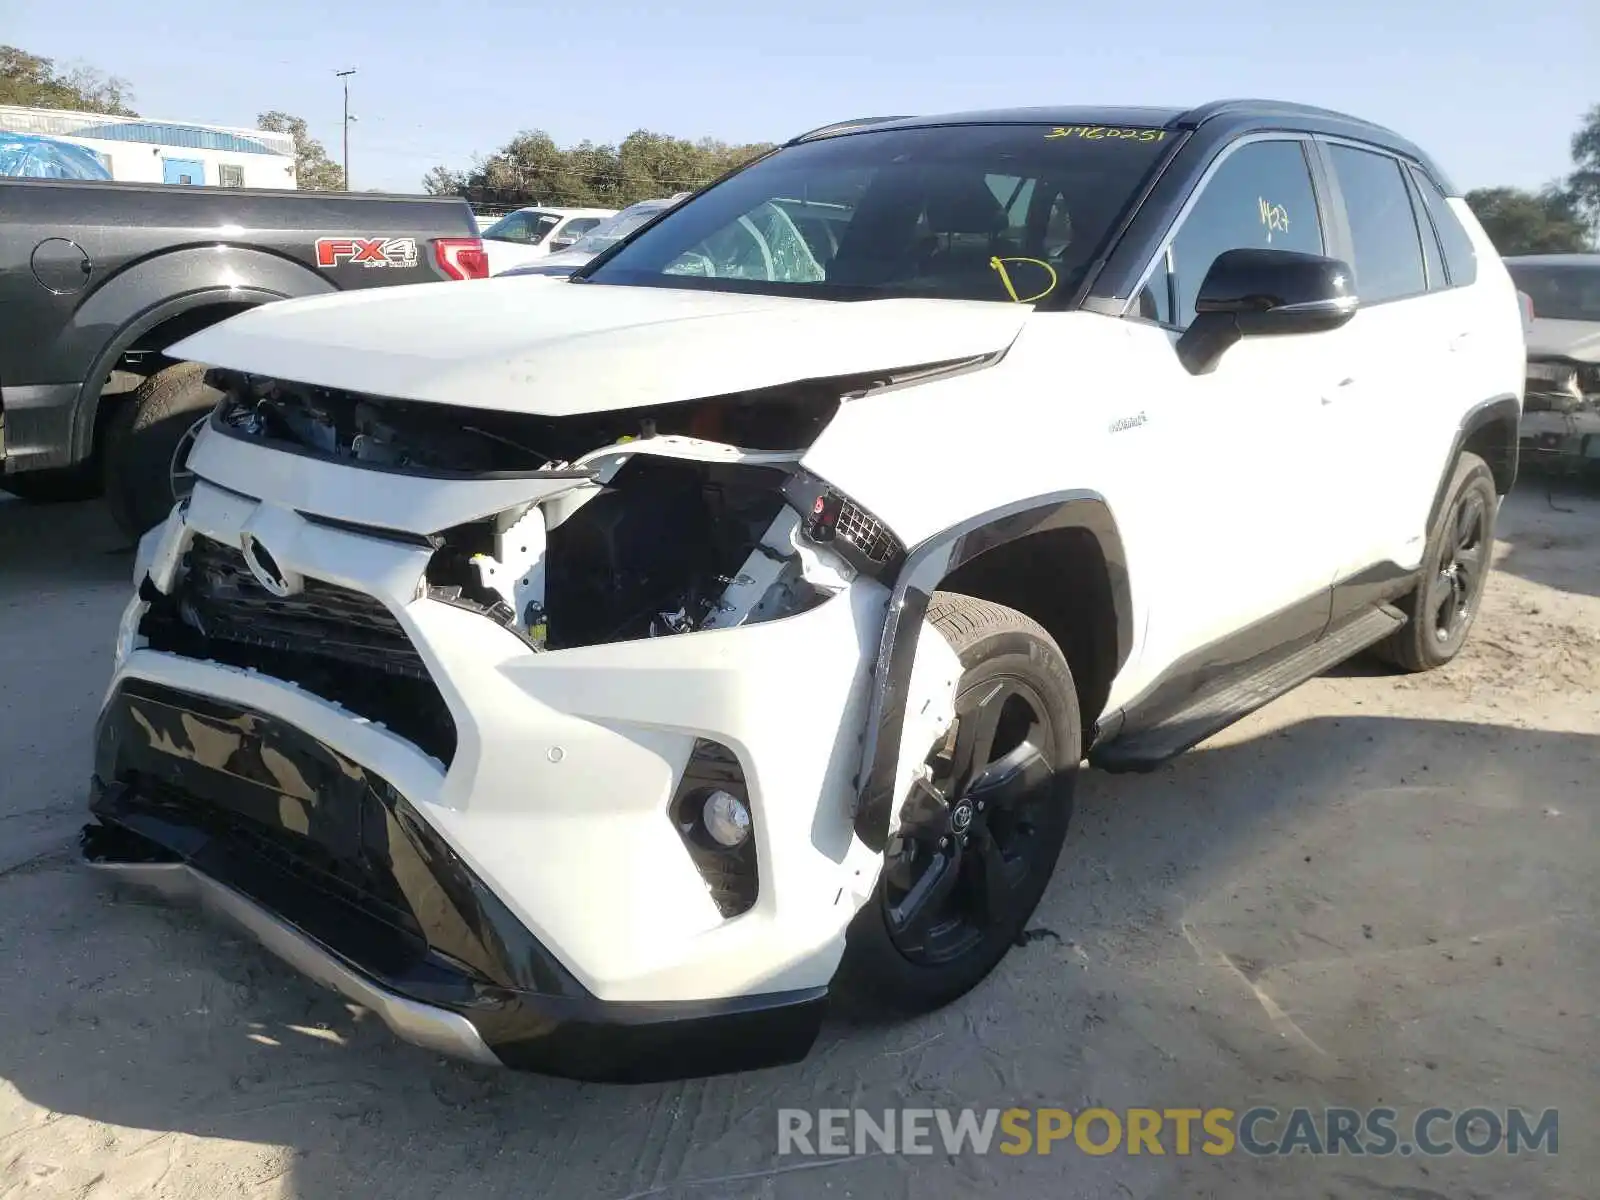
[0,463,101,503]
[102,362,220,540]
[1372,451,1498,672]
[839,593,1080,1013]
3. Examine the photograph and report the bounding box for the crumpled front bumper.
[88,474,896,1076]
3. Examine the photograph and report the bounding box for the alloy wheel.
[168,415,207,504]
[882,676,1058,965]
[1429,489,1488,644]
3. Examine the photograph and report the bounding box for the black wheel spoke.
[886,840,963,948]
[967,827,1019,925]
[945,681,1010,794]
[966,740,1053,815]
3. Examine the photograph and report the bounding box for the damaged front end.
[1520,356,1600,468]
[195,368,919,652]
[90,360,971,1076]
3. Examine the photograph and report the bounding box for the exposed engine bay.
[192,370,912,654]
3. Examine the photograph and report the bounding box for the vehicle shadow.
[0,495,134,588]
[1493,472,1600,600]
[0,714,1590,1199]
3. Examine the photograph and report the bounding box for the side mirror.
[1176,248,1358,375]
[549,237,577,252]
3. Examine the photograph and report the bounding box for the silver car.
[1506,254,1600,467]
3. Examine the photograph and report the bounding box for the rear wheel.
[102,362,220,541]
[841,593,1080,1012]
[1372,451,1497,672]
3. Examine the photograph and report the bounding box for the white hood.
[170,279,1030,417]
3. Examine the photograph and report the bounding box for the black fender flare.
[1427,393,1520,531]
[853,491,1132,851]
[68,246,337,461]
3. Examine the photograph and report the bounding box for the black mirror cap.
[1177,248,1358,374]
[1196,248,1359,334]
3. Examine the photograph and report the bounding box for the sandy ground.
[0,482,1595,1199]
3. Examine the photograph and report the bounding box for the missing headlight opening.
[206,369,915,651]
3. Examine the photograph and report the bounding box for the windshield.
[482,210,562,244]
[569,203,672,254]
[1507,262,1600,324]
[584,123,1173,303]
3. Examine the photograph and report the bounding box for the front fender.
[64,245,336,459]
[851,491,1131,851]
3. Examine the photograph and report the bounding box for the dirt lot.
[1,482,1595,1200]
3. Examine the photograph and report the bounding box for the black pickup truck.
[0,178,487,536]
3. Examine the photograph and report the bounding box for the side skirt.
[1090,567,1416,773]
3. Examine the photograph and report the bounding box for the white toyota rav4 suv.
[85,100,1524,1081]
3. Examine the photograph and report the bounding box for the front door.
[1128,135,1347,675]
[162,157,206,185]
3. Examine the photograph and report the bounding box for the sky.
[5,0,1596,195]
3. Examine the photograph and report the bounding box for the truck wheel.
[0,463,101,503]
[840,593,1080,1013]
[1372,451,1497,672]
[102,362,220,540]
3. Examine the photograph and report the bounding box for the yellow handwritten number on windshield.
[990,257,1058,304]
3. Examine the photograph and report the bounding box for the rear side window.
[1326,144,1425,304]
[1409,167,1478,287]
[1140,138,1324,328]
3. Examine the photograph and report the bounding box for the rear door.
[1315,140,1442,580]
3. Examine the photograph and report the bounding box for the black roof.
[788,99,1456,193]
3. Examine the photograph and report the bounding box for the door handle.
[1449,331,1472,352]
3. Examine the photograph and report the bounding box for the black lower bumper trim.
[86,679,827,1081]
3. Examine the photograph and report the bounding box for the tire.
[1372,451,1498,672]
[0,463,101,503]
[840,593,1081,1013]
[102,362,220,541]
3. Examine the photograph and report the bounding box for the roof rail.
[788,115,917,144]
[1177,98,1389,133]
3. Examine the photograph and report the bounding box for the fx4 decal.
[315,236,420,269]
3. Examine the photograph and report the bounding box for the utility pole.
[335,68,356,190]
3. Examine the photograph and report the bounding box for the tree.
[421,164,466,196]
[257,110,344,191]
[1464,186,1591,255]
[423,128,773,207]
[1567,103,1600,235]
[0,45,136,114]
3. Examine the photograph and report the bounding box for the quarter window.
[1408,171,1447,290]
[1139,139,1324,328]
[1409,167,1478,287]
[1326,145,1426,304]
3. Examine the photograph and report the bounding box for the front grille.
[139,535,457,763]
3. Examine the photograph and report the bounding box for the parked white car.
[497,194,691,277]
[478,206,616,274]
[89,101,1523,1082]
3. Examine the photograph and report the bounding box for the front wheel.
[840,593,1080,1013]
[102,362,221,541]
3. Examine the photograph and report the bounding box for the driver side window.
[1138,139,1325,328]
